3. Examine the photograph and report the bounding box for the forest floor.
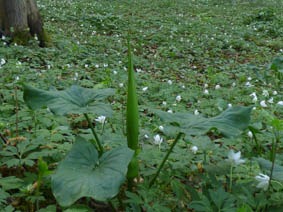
[0,0,282,211]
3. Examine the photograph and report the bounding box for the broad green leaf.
[152,106,252,138]
[23,84,115,116]
[256,157,283,182]
[64,205,92,212]
[37,205,57,212]
[51,137,134,207]
[270,57,283,73]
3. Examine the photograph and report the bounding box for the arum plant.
[149,106,252,188]
[23,84,134,207]
[126,35,140,189]
[151,106,253,138]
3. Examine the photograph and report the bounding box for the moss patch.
[12,31,32,46]
[38,28,52,47]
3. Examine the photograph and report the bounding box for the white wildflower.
[119,83,124,88]
[168,80,172,85]
[250,92,257,103]
[273,91,278,95]
[204,83,208,88]
[153,134,163,145]
[227,150,245,166]
[191,146,198,154]
[215,84,221,89]
[103,64,108,68]
[142,87,148,92]
[95,64,99,68]
[176,95,181,102]
[194,110,199,115]
[1,58,6,65]
[277,101,283,106]
[95,116,106,124]
[247,77,252,81]
[245,82,253,87]
[262,90,269,97]
[144,134,149,139]
[159,126,164,131]
[248,131,253,138]
[268,98,273,104]
[204,89,209,95]
[113,71,117,75]
[162,101,167,105]
[255,173,269,191]
[167,109,173,113]
[232,82,236,87]
[228,104,232,108]
[260,100,267,107]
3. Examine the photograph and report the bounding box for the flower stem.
[149,132,183,188]
[84,113,104,156]
[230,165,233,192]
[268,130,279,191]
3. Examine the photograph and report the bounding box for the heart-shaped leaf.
[270,57,283,73]
[256,157,283,182]
[51,137,134,207]
[152,106,252,138]
[23,84,115,116]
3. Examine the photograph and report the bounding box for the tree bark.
[0,0,49,47]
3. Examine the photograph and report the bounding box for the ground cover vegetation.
[0,0,283,211]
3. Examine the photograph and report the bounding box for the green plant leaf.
[126,36,139,180]
[0,176,24,190]
[51,137,134,207]
[64,205,92,212]
[126,37,139,151]
[270,57,283,73]
[152,106,252,138]
[256,157,283,182]
[23,84,115,116]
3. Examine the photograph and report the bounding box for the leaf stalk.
[84,113,104,156]
[149,132,183,188]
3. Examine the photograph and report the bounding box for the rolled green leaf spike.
[126,35,139,181]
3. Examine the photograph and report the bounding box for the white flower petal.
[191,146,198,154]
[176,95,181,102]
[260,100,267,107]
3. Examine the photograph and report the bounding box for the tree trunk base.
[0,0,51,47]
[5,28,51,47]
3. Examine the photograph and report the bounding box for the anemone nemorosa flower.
[255,173,269,191]
[95,116,106,124]
[227,150,245,166]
